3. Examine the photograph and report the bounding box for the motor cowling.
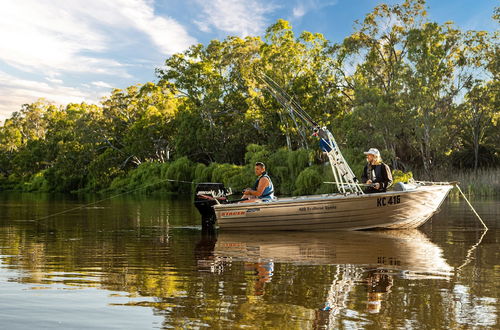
[194,183,229,228]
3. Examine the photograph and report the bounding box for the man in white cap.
[361,148,393,193]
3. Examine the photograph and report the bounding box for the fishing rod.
[258,73,318,128]
[258,73,336,146]
[414,180,460,185]
[31,177,250,222]
[323,181,376,187]
[258,72,363,195]
[32,178,197,221]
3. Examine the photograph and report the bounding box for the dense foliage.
[0,0,498,194]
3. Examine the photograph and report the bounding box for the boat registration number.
[377,195,401,207]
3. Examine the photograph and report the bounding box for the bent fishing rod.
[258,73,318,128]
[258,73,334,144]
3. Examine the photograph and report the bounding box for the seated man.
[361,148,393,193]
[241,162,275,202]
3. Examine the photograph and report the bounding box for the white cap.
[363,148,380,157]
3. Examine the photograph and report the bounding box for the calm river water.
[0,192,498,329]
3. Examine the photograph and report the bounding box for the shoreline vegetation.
[2,145,499,198]
[0,1,498,197]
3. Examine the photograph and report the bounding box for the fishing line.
[31,178,195,222]
[455,184,488,230]
[456,229,488,271]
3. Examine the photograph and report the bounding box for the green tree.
[157,36,262,164]
[335,0,427,169]
[255,19,343,150]
[457,83,498,169]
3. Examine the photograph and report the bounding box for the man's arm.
[256,177,270,196]
[361,164,369,183]
[384,164,393,189]
[244,177,269,197]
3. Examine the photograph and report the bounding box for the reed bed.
[416,168,500,197]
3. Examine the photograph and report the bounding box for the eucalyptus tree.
[402,5,496,175]
[83,83,180,190]
[255,19,342,151]
[458,83,498,170]
[449,20,499,170]
[403,20,468,176]
[43,102,102,191]
[0,117,23,178]
[122,81,179,164]
[157,36,262,164]
[331,0,493,176]
[332,0,426,168]
[3,100,57,179]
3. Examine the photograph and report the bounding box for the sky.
[0,0,497,122]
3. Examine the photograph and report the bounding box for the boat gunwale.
[214,184,453,210]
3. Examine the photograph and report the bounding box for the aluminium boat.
[194,75,454,231]
[211,184,452,231]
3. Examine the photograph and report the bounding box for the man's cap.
[363,148,380,157]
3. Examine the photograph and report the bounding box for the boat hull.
[214,185,453,231]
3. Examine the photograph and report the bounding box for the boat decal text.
[377,195,401,207]
[221,210,246,217]
[298,205,336,212]
[246,208,261,213]
[377,256,401,266]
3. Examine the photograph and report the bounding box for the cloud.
[293,5,307,19]
[0,0,195,75]
[195,0,279,36]
[0,2,110,75]
[46,78,64,84]
[0,0,196,121]
[292,0,338,19]
[116,0,197,54]
[194,20,213,33]
[0,71,103,121]
[91,81,114,88]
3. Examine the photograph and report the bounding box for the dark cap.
[255,162,266,168]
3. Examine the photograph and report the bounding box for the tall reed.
[416,168,500,197]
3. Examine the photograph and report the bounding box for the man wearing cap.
[361,148,393,193]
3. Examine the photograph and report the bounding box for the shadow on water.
[0,193,498,329]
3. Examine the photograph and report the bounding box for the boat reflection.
[196,229,453,325]
[212,230,453,275]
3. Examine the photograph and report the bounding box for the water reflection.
[197,230,455,328]
[0,194,498,329]
[212,230,453,275]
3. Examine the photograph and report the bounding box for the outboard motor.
[194,183,230,228]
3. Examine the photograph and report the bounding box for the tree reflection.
[0,194,498,328]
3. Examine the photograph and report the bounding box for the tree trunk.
[420,130,433,180]
[473,130,479,172]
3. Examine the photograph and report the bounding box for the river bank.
[2,145,499,198]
